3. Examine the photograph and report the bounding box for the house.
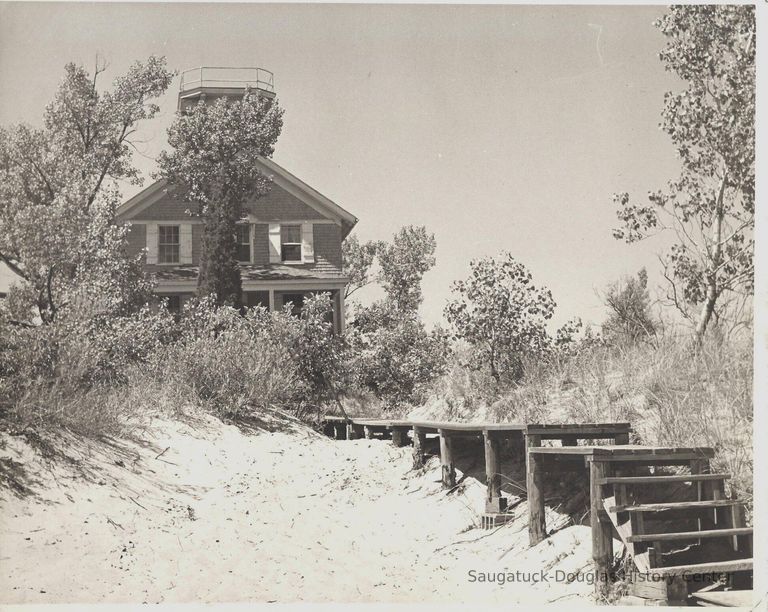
[117,67,358,333]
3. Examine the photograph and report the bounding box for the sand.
[0,413,600,605]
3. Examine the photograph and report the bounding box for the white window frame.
[158,225,180,265]
[236,223,252,263]
[280,224,303,263]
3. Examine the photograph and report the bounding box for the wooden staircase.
[600,466,753,603]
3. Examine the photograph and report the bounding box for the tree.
[444,253,557,384]
[377,225,436,312]
[612,6,754,340]
[601,268,657,345]
[341,234,382,299]
[346,225,446,407]
[0,57,173,323]
[157,91,284,308]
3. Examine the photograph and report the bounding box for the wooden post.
[439,430,456,488]
[412,426,426,469]
[614,432,630,445]
[562,435,578,446]
[527,434,546,546]
[392,427,409,447]
[348,424,363,440]
[364,426,374,440]
[690,459,707,545]
[590,459,613,599]
[484,431,506,513]
[336,423,347,440]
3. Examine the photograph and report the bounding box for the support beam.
[412,426,427,469]
[439,430,456,488]
[614,432,630,445]
[484,432,506,513]
[392,426,410,448]
[590,460,613,598]
[527,433,546,546]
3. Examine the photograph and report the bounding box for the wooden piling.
[614,432,630,445]
[484,431,505,513]
[590,459,613,598]
[527,434,546,546]
[439,430,456,488]
[412,426,426,469]
[392,426,409,448]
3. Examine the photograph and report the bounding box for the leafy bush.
[348,301,450,409]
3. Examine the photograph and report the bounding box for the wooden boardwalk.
[323,415,753,604]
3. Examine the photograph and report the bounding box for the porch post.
[269,289,275,312]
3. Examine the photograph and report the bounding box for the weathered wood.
[335,423,347,440]
[590,460,613,598]
[347,423,362,440]
[527,433,546,546]
[483,431,505,513]
[412,426,427,469]
[609,499,742,513]
[391,426,409,447]
[561,434,578,446]
[364,426,375,439]
[692,590,754,607]
[646,558,753,577]
[439,431,456,488]
[598,473,729,485]
[627,527,753,543]
[614,432,630,445]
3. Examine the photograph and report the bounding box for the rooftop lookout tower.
[177,66,275,112]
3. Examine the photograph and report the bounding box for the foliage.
[341,234,382,299]
[157,91,284,307]
[348,301,450,409]
[444,252,557,384]
[376,225,436,312]
[344,225,446,408]
[612,5,755,339]
[601,268,657,345]
[0,57,173,323]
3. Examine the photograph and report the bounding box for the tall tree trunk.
[695,175,727,342]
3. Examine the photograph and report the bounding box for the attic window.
[281,224,302,262]
[236,224,251,263]
[158,225,180,264]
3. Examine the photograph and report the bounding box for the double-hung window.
[158,225,180,264]
[280,224,302,263]
[236,224,251,263]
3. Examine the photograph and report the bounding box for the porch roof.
[148,264,349,283]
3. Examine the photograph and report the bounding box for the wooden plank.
[692,590,754,607]
[610,499,741,513]
[483,431,505,513]
[438,430,456,488]
[391,426,410,448]
[412,426,427,469]
[527,434,546,546]
[526,422,631,433]
[598,473,730,485]
[627,527,752,543]
[645,558,753,577]
[590,460,613,598]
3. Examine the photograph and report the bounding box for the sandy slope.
[0,414,599,604]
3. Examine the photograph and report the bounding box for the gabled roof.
[117,157,358,237]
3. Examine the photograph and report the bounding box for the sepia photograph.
[0,1,762,608]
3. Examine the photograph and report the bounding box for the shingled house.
[117,67,357,333]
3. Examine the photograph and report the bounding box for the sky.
[0,3,685,329]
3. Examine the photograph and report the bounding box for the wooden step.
[609,499,741,513]
[599,473,730,485]
[642,558,752,577]
[626,527,752,543]
[691,589,754,607]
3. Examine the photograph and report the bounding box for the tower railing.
[179,67,275,93]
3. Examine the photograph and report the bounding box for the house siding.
[126,223,146,263]
[253,223,270,265]
[130,182,322,222]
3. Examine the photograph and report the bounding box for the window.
[236,224,251,263]
[280,224,302,263]
[158,225,180,264]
